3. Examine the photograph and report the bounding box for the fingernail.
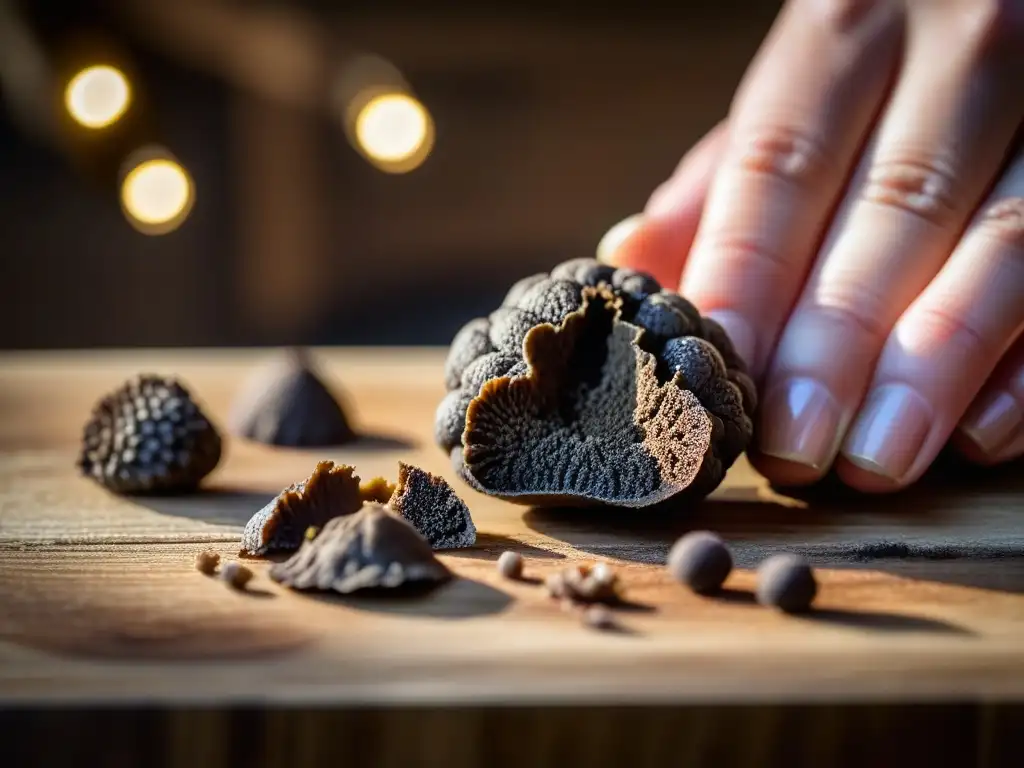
[842,384,932,481]
[960,391,1021,455]
[706,309,757,374]
[759,377,842,470]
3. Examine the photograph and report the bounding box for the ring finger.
[755,6,1024,483]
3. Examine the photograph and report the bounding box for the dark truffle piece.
[436,258,755,508]
[756,554,818,613]
[269,504,452,594]
[496,551,524,580]
[228,348,356,448]
[667,531,732,594]
[241,460,365,555]
[387,462,477,550]
[77,374,222,494]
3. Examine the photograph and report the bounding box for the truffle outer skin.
[434,257,755,509]
[756,554,818,613]
[667,531,733,594]
[77,374,222,495]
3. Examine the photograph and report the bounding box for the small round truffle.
[756,554,817,613]
[497,550,524,580]
[220,561,254,590]
[582,604,617,631]
[666,531,733,594]
[194,549,220,575]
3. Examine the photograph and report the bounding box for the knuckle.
[733,124,833,191]
[699,232,794,274]
[909,304,1000,362]
[809,287,891,343]
[976,196,1024,251]
[861,150,960,226]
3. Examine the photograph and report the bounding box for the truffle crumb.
[77,374,222,495]
[194,549,221,575]
[304,525,320,541]
[546,563,619,605]
[756,554,817,613]
[496,551,524,580]
[360,476,397,504]
[667,531,733,594]
[387,462,477,550]
[228,347,356,448]
[220,561,254,590]
[241,460,364,556]
[269,504,451,594]
[582,604,617,631]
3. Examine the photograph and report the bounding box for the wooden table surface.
[1,349,1022,767]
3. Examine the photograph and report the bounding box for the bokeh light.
[64,65,131,129]
[120,155,194,235]
[596,213,643,263]
[353,92,434,173]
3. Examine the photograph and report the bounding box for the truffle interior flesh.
[388,462,477,550]
[241,461,365,555]
[269,505,452,594]
[459,287,714,507]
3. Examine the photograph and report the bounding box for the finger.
[832,150,1024,490]
[607,120,729,288]
[756,7,1024,483]
[678,0,903,375]
[955,334,1024,466]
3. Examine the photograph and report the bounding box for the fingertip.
[833,455,907,493]
[747,450,829,488]
[605,213,695,289]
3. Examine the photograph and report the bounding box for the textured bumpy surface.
[388,462,477,550]
[435,258,756,507]
[241,461,365,555]
[77,374,222,494]
[269,505,452,594]
[228,348,356,448]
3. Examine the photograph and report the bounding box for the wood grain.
[1,349,1022,766]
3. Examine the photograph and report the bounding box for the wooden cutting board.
[1,349,1022,767]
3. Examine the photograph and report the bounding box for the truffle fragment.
[496,551,524,580]
[667,531,733,594]
[359,476,397,504]
[241,461,364,555]
[436,258,755,508]
[228,348,356,448]
[387,462,477,550]
[194,549,221,575]
[269,505,452,594]
[756,554,818,613]
[77,374,222,494]
[220,561,254,590]
[545,563,620,605]
[582,604,618,631]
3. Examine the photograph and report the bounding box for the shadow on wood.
[291,575,514,619]
[131,489,275,527]
[444,532,565,562]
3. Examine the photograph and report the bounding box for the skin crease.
[613,0,1024,493]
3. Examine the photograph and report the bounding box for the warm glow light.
[596,213,643,263]
[120,158,194,235]
[65,65,131,129]
[354,92,433,172]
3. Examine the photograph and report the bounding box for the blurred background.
[0,0,781,350]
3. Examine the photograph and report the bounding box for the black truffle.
[241,460,365,555]
[666,531,732,594]
[77,374,222,494]
[387,462,477,550]
[435,258,754,508]
[756,554,818,613]
[269,505,452,594]
[228,348,356,447]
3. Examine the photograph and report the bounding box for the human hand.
[610,0,1024,492]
